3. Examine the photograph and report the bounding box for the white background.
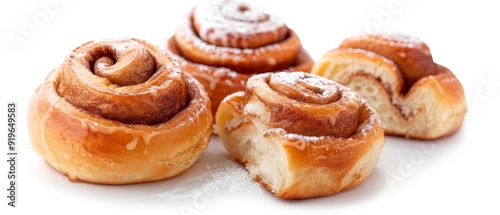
[1,0,500,214]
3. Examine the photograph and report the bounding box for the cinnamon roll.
[27,38,213,184]
[215,71,385,199]
[312,33,467,140]
[166,0,313,115]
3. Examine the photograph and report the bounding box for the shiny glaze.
[27,38,214,184]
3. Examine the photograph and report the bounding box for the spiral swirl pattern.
[27,38,213,184]
[167,1,314,116]
[173,0,301,74]
[312,32,467,139]
[192,0,288,49]
[248,72,364,138]
[216,71,385,199]
[57,38,187,125]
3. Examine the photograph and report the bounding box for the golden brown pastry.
[166,0,314,115]
[312,33,467,140]
[27,38,213,184]
[215,71,385,199]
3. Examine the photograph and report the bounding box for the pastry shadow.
[31,135,259,203]
[272,167,386,206]
[33,129,466,206]
[33,137,386,205]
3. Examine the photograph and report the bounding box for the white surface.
[1,0,500,214]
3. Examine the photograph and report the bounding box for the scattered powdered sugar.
[212,68,227,78]
[112,40,142,54]
[219,1,266,22]
[173,82,210,130]
[143,155,264,201]
[280,129,326,143]
[267,128,352,152]
[265,127,327,151]
[173,114,196,129]
[270,72,340,101]
[372,32,425,48]
[359,111,377,137]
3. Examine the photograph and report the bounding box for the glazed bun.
[27,38,213,184]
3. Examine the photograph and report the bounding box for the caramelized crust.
[312,33,467,139]
[166,1,313,115]
[247,72,362,138]
[339,33,438,87]
[216,71,385,199]
[27,38,213,184]
[58,39,188,125]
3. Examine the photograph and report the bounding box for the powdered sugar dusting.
[207,68,229,90]
[359,110,377,137]
[193,0,285,47]
[173,82,209,130]
[265,128,326,151]
[269,72,340,104]
[219,1,266,22]
[112,41,142,54]
[143,155,264,201]
[177,14,283,58]
[374,32,426,49]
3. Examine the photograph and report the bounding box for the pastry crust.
[27,38,213,184]
[216,71,385,199]
[166,1,313,115]
[312,33,467,139]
